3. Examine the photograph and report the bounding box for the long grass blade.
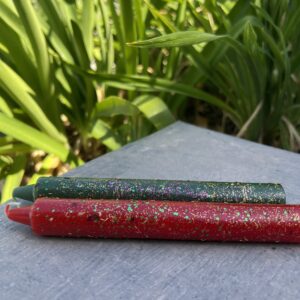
[0,113,69,161]
[119,0,137,75]
[90,119,122,150]
[129,31,226,48]
[80,70,240,122]
[0,61,66,143]
[133,95,175,129]
[13,0,51,96]
[94,96,139,118]
[1,155,26,203]
[0,143,32,155]
[81,0,95,59]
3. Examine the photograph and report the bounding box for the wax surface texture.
[29,177,286,204]
[28,198,300,243]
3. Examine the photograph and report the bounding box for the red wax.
[6,198,300,243]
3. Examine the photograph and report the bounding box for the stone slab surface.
[1,121,300,300]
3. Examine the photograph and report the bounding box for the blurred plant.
[1,0,300,203]
[131,0,300,150]
[0,0,176,202]
[1,0,226,203]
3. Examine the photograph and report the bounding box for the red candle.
[6,198,300,243]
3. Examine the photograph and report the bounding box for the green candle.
[13,177,286,204]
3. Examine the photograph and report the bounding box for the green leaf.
[13,0,51,95]
[0,136,14,146]
[81,0,95,59]
[133,0,149,73]
[71,20,90,67]
[0,60,66,143]
[243,22,257,54]
[282,116,300,151]
[0,155,13,167]
[0,18,39,90]
[39,18,74,64]
[108,0,125,72]
[1,155,26,203]
[120,0,137,75]
[280,120,291,150]
[0,143,32,155]
[90,119,122,151]
[0,1,28,39]
[133,95,175,129]
[227,0,252,24]
[144,0,177,32]
[129,31,227,48]
[70,20,96,119]
[0,94,13,117]
[285,105,300,126]
[38,0,74,63]
[0,112,69,161]
[94,96,139,118]
[78,70,240,123]
[283,4,300,40]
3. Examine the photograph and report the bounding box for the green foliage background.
[0,0,299,202]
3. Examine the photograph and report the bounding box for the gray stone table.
[1,121,300,300]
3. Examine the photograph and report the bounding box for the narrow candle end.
[13,185,35,202]
[5,205,31,226]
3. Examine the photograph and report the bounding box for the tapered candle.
[13,177,286,204]
[6,198,300,243]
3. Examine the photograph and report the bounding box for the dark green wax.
[13,177,286,204]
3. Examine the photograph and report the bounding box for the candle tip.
[5,205,31,226]
[13,185,34,202]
